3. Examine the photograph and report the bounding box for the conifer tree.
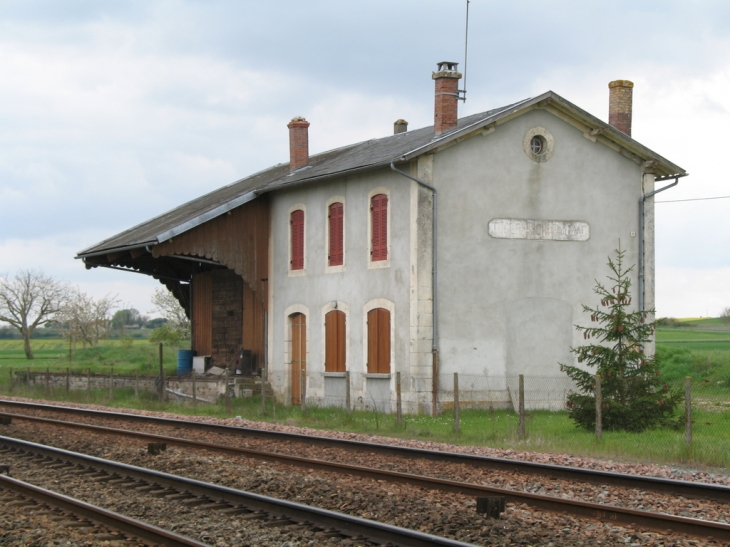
[561,245,681,432]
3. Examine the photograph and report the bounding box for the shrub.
[561,246,682,432]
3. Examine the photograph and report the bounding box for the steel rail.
[0,473,209,547]
[3,414,730,541]
[0,436,478,547]
[1,399,729,503]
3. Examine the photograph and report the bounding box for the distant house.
[78,62,687,413]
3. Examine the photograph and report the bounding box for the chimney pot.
[287,116,310,171]
[432,61,462,135]
[394,119,408,134]
[608,80,634,137]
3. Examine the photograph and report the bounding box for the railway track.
[0,437,478,547]
[1,398,728,503]
[2,404,730,542]
[0,471,208,546]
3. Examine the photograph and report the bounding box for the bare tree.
[58,289,120,349]
[0,270,68,359]
[151,288,190,340]
[721,307,730,323]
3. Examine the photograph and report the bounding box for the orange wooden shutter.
[291,210,304,270]
[367,307,390,373]
[328,202,343,266]
[325,310,346,372]
[371,194,387,261]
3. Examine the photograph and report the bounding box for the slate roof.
[77,92,686,258]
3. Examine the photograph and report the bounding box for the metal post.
[685,376,692,445]
[518,374,525,439]
[396,372,403,428]
[134,373,139,398]
[45,367,50,395]
[192,371,197,404]
[300,369,307,416]
[8,367,13,393]
[453,372,460,434]
[87,368,91,398]
[345,370,351,412]
[66,367,70,394]
[432,349,439,416]
[595,374,602,440]
[109,365,114,400]
[158,343,164,402]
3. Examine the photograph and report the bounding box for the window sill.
[322,372,347,378]
[288,268,306,277]
[368,258,390,270]
[325,264,346,274]
[363,373,391,379]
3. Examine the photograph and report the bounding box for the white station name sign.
[488,219,590,241]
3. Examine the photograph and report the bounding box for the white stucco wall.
[431,108,645,379]
[268,168,413,410]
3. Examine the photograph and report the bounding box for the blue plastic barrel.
[177,350,195,376]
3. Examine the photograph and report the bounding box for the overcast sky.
[1,0,728,319]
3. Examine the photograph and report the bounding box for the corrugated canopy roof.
[78,92,686,258]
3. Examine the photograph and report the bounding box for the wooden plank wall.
[192,271,213,356]
[159,197,269,370]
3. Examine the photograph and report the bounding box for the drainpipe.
[638,174,686,312]
[390,162,439,415]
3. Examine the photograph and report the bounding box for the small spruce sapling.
[561,245,681,432]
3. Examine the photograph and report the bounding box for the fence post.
[192,371,197,404]
[685,376,692,445]
[87,368,91,398]
[8,367,13,393]
[518,374,525,439]
[134,373,139,398]
[300,369,307,416]
[158,343,164,402]
[66,367,70,394]
[595,374,602,440]
[260,370,266,415]
[45,367,50,395]
[109,365,114,400]
[345,370,351,412]
[453,372,460,434]
[225,368,231,414]
[396,372,403,428]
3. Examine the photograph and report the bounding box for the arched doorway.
[290,312,307,404]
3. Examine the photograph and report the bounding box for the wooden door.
[367,308,391,373]
[325,310,346,372]
[290,313,306,404]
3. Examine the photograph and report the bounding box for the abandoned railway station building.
[78,62,687,414]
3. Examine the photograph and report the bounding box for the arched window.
[370,194,388,262]
[367,307,391,373]
[290,209,304,270]
[328,202,344,267]
[325,309,346,372]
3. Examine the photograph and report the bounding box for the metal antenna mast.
[459,0,470,102]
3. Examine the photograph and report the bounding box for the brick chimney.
[433,61,462,135]
[287,116,310,171]
[394,119,408,134]
[608,80,634,137]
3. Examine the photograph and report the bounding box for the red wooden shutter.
[290,210,304,270]
[328,202,343,266]
[371,194,388,261]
